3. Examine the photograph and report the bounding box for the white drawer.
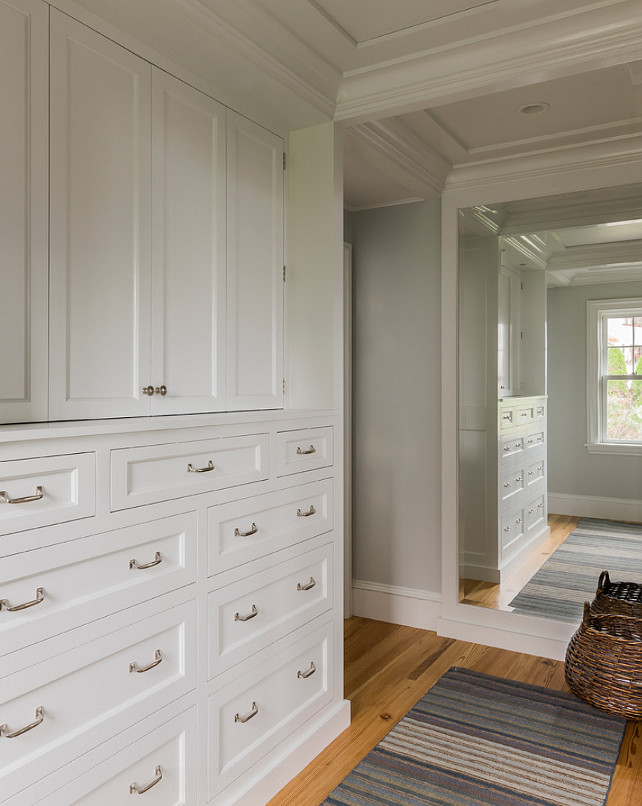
[500,434,525,459]
[499,407,515,430]
[525,429,546,450]
[0,513,197,656]
[110,434,269,510]
[501,506,525,553]
[208,542,333,677]
[0,453,95,536]
[36,708,197,806]
[535,401,546,420]
[0,600,196,801]
[276,427,333,476]
[499,465,525,505]
[525,494,546,532]
[515,404,535,425]
[208,478,333,575]
[526,458,545,487]
[208,619,334,799]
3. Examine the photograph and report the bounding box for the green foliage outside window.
[606,347,642,440]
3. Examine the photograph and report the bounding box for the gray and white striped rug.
[508,517,642,622]
[322,667,625,806]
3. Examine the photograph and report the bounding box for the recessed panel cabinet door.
[226,111,284,411]
[49,10,152,420]
[0,0,48,424]
[150,69,226,415]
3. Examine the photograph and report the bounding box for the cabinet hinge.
[283,265,286,282]
[283,152,286,170]
[282,377,286,394]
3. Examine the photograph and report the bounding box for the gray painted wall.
[547,280,642,501]
[344,209,353,243]
[351,200,442,592]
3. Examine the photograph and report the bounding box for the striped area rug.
[322,667,626,806]
[508,518,642,622]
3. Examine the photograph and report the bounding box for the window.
[587,298,642,453]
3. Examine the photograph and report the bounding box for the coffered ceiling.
[65,0,642,210]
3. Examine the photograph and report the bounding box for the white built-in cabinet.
[47,10,283,423]
[0,0,48,424]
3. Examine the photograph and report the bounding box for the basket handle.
[582,601,591,625]
[596,570,610,595]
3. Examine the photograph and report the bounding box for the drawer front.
[0,453,95,536]
[0,513,197,656]
[208,620,333,799]
[208,543,333,677]
[276,427,333,476]
[535,401,546,420]
[499,465,525,505]
[0,600,196,799]
[525,494,546,533]
[525,429,546,451]
[501,507,525,553]
[515,404,535,426]
[37,708,197,806]
[499,407,515,430]
[208,478,333,575]
[111,434,269,510]
[526,458,545,488]
[500,434,525,460]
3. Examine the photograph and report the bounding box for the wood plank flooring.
[267,616,642,806]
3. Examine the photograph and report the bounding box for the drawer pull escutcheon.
[297,577,316,592]
[234,523,258,537]
[296,445,316,455]
[129,552,162,570]
[235,604,258,622]
[235,701,258,723]
[297,661,316,679]
[130,765,162,795]
[1,587,44,612]
[187,460,215,473]
[129,649,162,674]
[0,485,44,505]
[297,505,316,518]
[1,706,44,738]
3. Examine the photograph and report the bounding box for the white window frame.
[587,297,642,455]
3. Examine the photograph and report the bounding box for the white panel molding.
[352,580,442,631]
[547,239,642,272]
[344,196,425,213]
[549,492,642,521]
[336,7,642,122]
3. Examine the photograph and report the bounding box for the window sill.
[586,442,642,456]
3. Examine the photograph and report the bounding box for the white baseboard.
[459,563,500,583]
[352,580,442,631]
[549,492,642,522]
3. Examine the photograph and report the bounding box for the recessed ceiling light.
[519,102,550,115]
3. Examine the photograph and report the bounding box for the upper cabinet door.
[49,10,152,421]
[0,0,48,424]
[150,70,226,416]
[226,111,284,411]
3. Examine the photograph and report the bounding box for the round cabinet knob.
[142,385,154,396]
[154,385,167,396]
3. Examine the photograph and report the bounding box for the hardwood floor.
[461,513,580,610]
[267,616,642,806]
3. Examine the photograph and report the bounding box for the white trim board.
[352,580,442,631]
[549,492,642,522]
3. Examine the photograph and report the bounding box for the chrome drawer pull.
[129,552,162,571]
[502,414,511,420]
[528,470,534,476]
[504,526,511,532]
[520,412,530,417]
[1,587,44,612]
[297,661,316,679]
[234,523,258,537]
[297,577,316,592]
[129,649,162,674]
[0,485,44,505]
[297,505,316,518]
[235,701,258,723]
[515,517,522,524]
[296,445,316,455]
[235,604,258,622]
[538,502,544,508]
[503,446,511,452]
[154,385,167,396]
[142,385,154,396]
[130,765,162,795]
[528,508,535,514]
[1,706,44,738]
[187,460,214,473]
[503,482,511,488]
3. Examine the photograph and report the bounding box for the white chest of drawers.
[0,412,349,806]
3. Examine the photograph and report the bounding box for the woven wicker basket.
[591,570,642,617]
[565,602,642,719]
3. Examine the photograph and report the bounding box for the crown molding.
[548,239,642,271]
[348,118,451,197]
[345,197,425,213]
[566,267,642,285]
[335,6,642,122]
